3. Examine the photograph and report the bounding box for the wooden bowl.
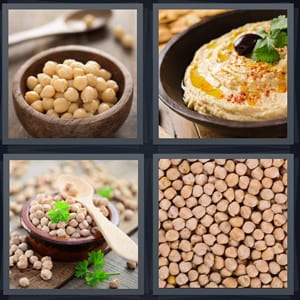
[21,196,119,261]
[159,10,287,138]
[13,45,133,138]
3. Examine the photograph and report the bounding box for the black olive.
[234,33,262,56]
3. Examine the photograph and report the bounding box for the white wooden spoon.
[9,9,112,46]
[56,174,138,263]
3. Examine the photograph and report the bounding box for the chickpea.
[40,269,52,280]
[73,75,88,91]
[19,277,30,288]
[42,98,54,111]
[46,109,59,118]
[112,25,125,39]
[37,73,51,86]
[25,91,40,104]
[31,100,44,113]
[84,62,101,76]
[106,80,119,92]
[64,87,79,102]
[40,85,55,98]
[98,69,111,80]
[53,98,70,113]
[109,278,120,289]
[52,78,68,92]
[83,99,99,113]
[56,64,73,80]
[81,86,97,103]
[26,76,38,90]
[101,88,117,103]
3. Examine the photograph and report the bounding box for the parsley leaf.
[97,186,113,199]
[270,15,287,31]
[88,250,105,268]
[86,270,109,286]
[252,37,280,63]
[54,201,69,210]
[48,201,70,223]
[75,260,89,278]
[257,29,267,39]
[75,250,120,287]
[269,29,288,48]
[252,15,287,63]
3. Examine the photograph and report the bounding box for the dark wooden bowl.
[21,196,119,261]
[13,45,133,138]
[159,10,288,138]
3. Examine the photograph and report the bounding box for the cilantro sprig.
[75,250,120,286]
[48,201,70,224]
[252,15,288,63]
[97,186,113,199]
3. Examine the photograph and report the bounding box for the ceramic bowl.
[21,195,119,261]
[159,10,287,138]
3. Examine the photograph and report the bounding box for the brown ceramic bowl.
[159,10,287,138]
[21,195,119,261]
[13,45,133,138]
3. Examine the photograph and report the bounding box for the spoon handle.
[9,20,64,46]
[86,201,138,263]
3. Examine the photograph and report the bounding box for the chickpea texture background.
[25,59,119,119]
[158,159,288,288]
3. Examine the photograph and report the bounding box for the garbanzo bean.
[25,59,120,119]
[158,158,288,288]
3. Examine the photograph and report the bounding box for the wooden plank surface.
[9,160,139,289]
[8,9,137,139]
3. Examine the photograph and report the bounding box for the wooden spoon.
[56,174,138,263]
[9,9,112,46]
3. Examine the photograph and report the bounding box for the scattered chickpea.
[40,269,52,280]
[109,278,120,289]
[19,277,30,288]
[83,14,95,29]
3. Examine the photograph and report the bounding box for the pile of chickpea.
[25,59,119,119]
[158,159,288,288]
[29,189,110,239]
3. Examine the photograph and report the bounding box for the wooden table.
[9,160,139,289]
[8,9,137,139]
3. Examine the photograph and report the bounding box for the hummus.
[183,20,287,121]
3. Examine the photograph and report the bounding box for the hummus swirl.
[183,20,287,121]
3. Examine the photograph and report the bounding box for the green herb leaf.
[252,15,287,63]
[75,250,119,287]
[256,29,268,38]
[54,201,69,210]
[88,250,105,268]
[269,29,288,48]
[97,186,113,199]
[252,37,280,63]
[85,269,110,286]
[270,15,287,32]
[85,271,98,286]
[48,201,70,223]
[75,260,88,278]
